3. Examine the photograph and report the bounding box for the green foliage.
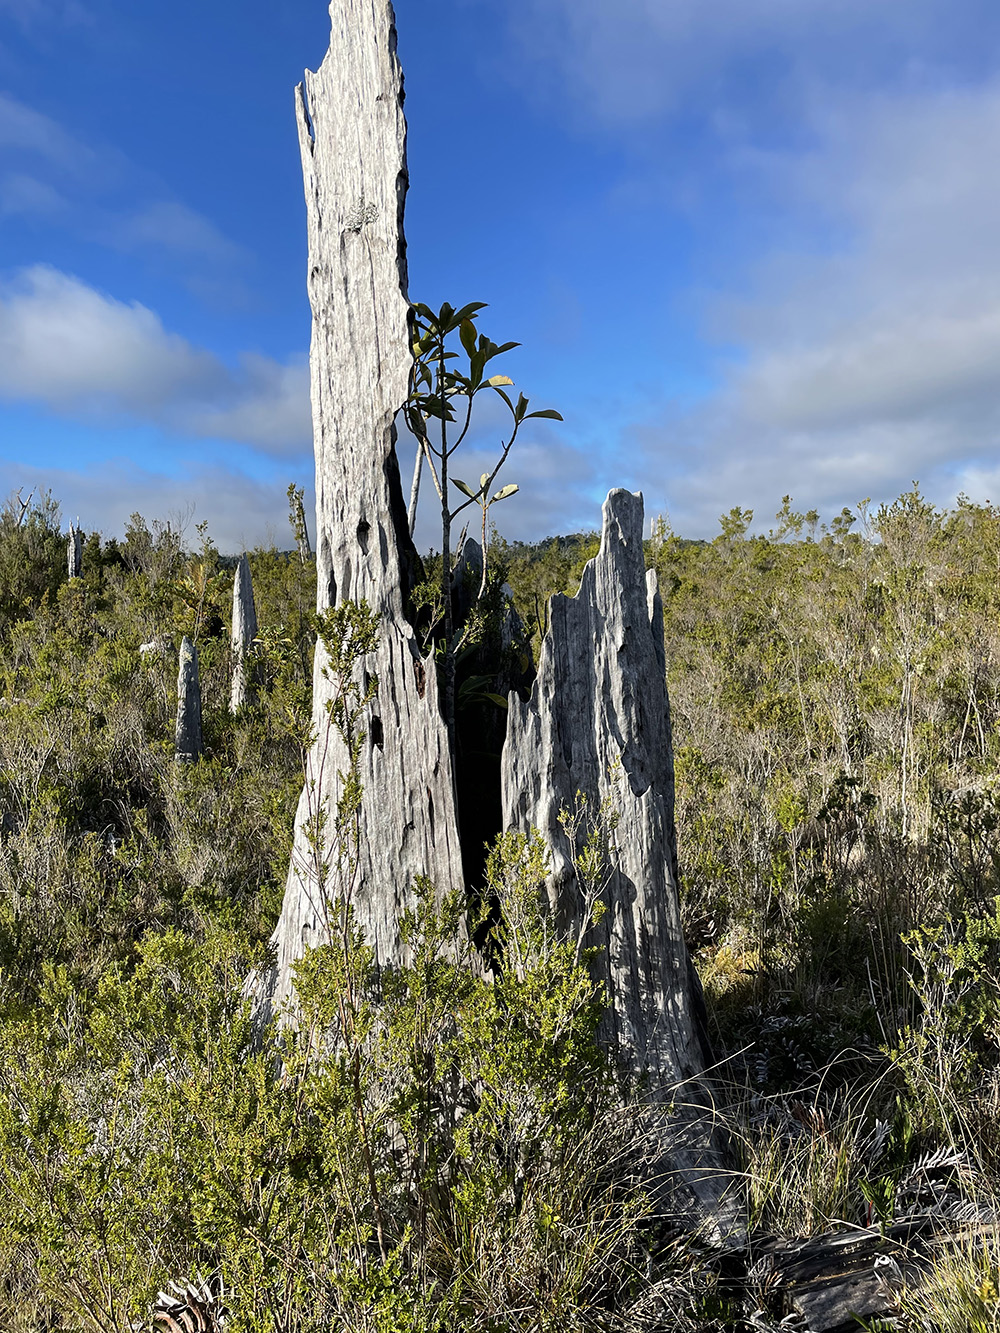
[0,812,639,1331]
[14,479,1000,1326]
[404,301,561,747]
[891,901,1000,1133]
[0,528,652,1329]
[0,489,65,627]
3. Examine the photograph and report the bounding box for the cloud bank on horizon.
[2,0,1000,548]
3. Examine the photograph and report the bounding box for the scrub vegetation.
[2,483,1000,1329]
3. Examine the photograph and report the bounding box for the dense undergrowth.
[1,486,1000,1329]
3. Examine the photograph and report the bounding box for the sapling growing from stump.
[403,300,561,751]
[286,482,312,564]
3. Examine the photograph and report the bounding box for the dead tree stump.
[250,0,463,1024]
[175,636,203,764]
[502,488,739,1235]
[67,524,82,580]
[230,553,258,712]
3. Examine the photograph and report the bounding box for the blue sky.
[3,0,1000,548]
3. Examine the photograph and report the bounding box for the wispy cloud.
[0,0,91,30]
[109,200,247,265]
[0,266,310,453]
[0,90,95,168]
[0,455,310,553]
[506,0,1000,130]
[0,171,65,216]
[0,91,248,292]
[622,79,1000,534]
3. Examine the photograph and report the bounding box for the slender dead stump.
[230,553,258,712]
[175,636,203,764]
[67,524,82,580]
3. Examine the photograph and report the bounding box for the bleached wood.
[175,636,202,764]
[230,553,258,712]
[292,489,312,562]
[253,0,463,1022]
[67,525,82,580]
[502,489,738,1233]
[502,489,700,1081]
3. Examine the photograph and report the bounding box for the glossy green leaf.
[454,301,487,325]
[459,320,478,359]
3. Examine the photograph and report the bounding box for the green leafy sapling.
[403,300,562,753]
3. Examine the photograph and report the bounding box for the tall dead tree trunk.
[251,0,463,1023]
[230,553,258,712]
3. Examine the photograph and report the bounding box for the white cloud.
[0,456,310,554]
[619,79,1000,535]
[0,172,66,217]
[0,266,310,453]
[0,266,218,411]
[192,353,311,453]
[0,91,94,169]
[110,200,248,265]
[505,0,995,129]
[451,0,1000,540]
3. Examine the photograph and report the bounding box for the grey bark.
[501,488,738,1235]
[175,636,203,764]
[451,537,483,629]
[502,488,698,1081]
[292,490,312,562]
[251,0,463,1023]
[230,553,259,712]
[67,525,82,580]
[406,445,422,536]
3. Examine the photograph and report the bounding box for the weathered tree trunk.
[230,553,258,712]
[67,525,82,580]
[175,636,203,763]
[503,489,701,1082]
[502,488,737,1233]
[292,489,312,563]
[251,0,463,1023]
